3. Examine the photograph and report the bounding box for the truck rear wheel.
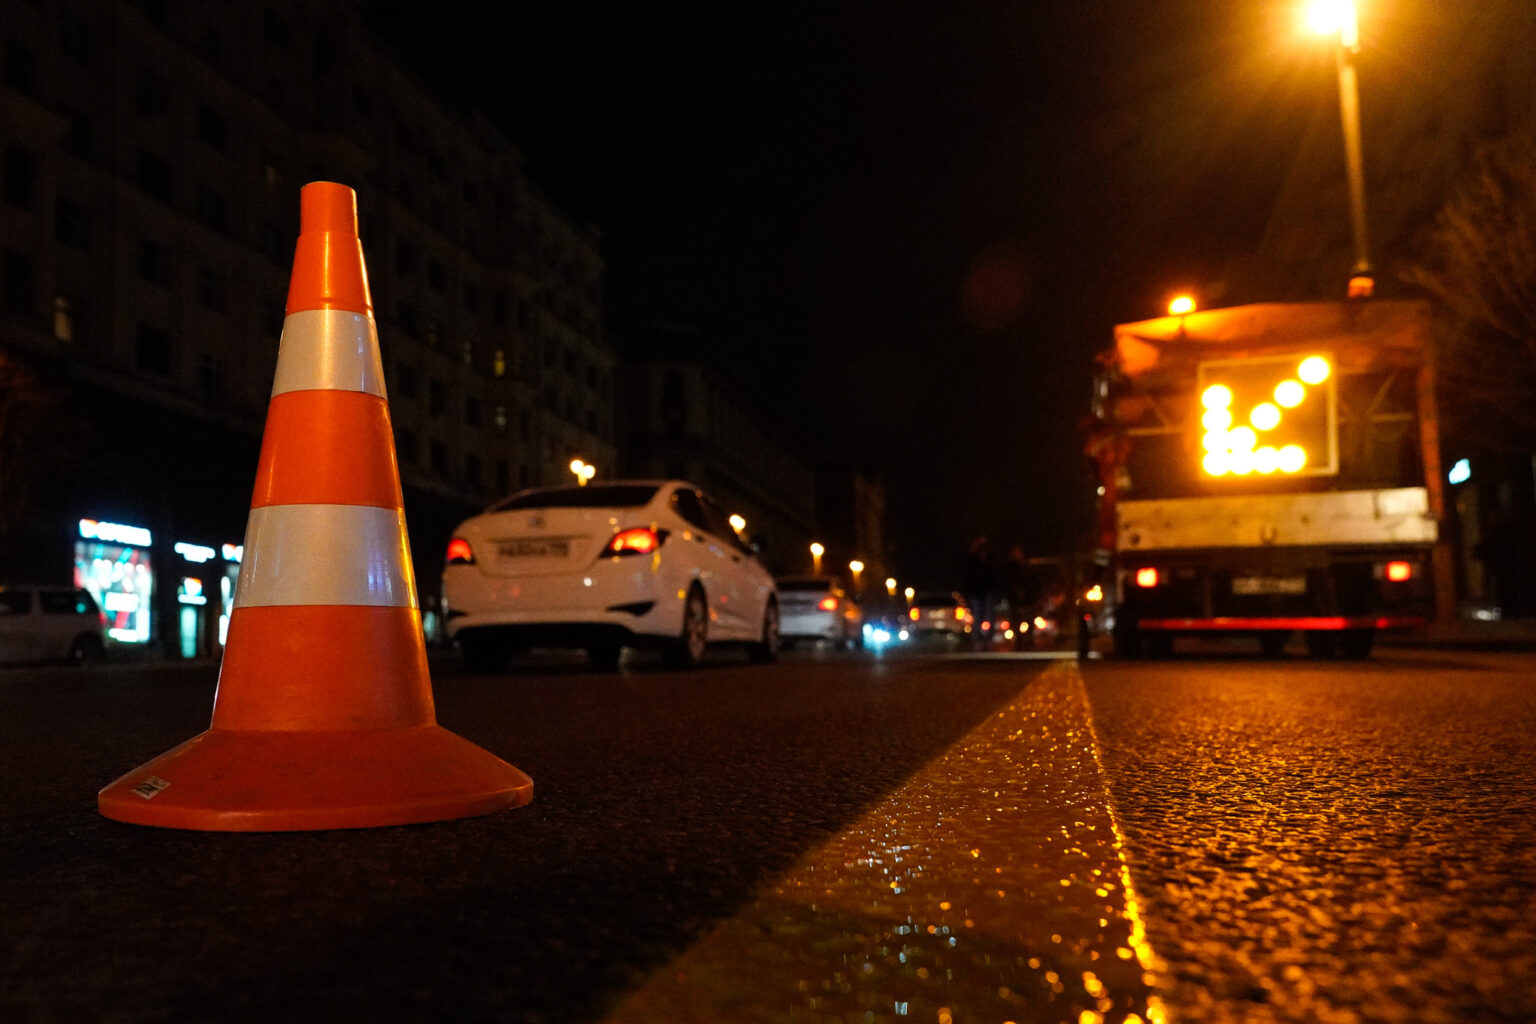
[1339,629,1374,659]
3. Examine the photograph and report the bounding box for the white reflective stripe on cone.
[270,309,387,399]
[234,504,418,608]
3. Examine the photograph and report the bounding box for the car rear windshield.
[488,484,659,512]
[914,595,958,608]
[776,578,834,593]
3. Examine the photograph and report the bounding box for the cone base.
[98,726,533,831]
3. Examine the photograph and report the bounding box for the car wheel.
[667,585,709,669]
[749,599,780,664]
[69,634,104,666]
[459,631,510,673]
[586,643,623,672]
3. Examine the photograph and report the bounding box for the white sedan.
[441,480,779,670]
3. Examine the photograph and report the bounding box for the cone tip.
[300,181,359,237]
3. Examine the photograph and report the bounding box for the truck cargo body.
[1093,301,1442,658]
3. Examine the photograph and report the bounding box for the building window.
[492,349,506,378]
[494,404,507,435]
[2,147,36,209]
[135,71,167,118]
[428,379,446,417]
[427,257,445,291]
[137,239,172,287]
[495,459,509,496]
[64,112,92,158]
[136,151,172,202]
[196,106,227,150]
[429,439,448,476]
[395,427,417,465]
[465,454,482,492]
[197,268,229,312]
[135,324,172,374]
[194,183,227,233]
[395,363,418,400]
[1,250,34,317]
[3,41,37,94]
[52,296,75,342]
[465,395,481,428]
[55,199,91,250]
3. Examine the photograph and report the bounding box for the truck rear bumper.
[1139,614,1426,632]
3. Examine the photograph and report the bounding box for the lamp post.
[810,542,824,575]
[848,560,864,593]
[569,459,595,486]
[1309,0,1373,297]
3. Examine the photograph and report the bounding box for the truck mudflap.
[1138,615,1426,632]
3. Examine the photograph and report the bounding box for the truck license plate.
[499,538,570,559]
[1232,575,1307,595]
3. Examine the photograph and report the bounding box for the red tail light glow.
[445,537,475,565]
[817,595,839,612]
[1135,567,1160,588]
[908,607,920,622]
[604,527,661,556]
[1385,560,1413,583]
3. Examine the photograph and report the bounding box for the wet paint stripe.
[233,504,417,609]
[249,390,403,509]
[271,309,387,398]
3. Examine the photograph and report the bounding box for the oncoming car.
[775,577,863,649]
[441,481,779,670]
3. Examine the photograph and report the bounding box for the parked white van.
[0,585,107,665]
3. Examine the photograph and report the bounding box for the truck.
[1087,300,1450,658]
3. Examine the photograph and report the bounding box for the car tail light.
[908,607,920,622]
[817,595,839,612]
[1385,560,1413,583]
[445,537,475,565]
[1135,567,1160,588]
[604,527,666,556]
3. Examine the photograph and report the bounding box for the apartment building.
[0,0,613,655]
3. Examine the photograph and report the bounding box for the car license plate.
[498,538,570,559]
[1232,575,1307,595]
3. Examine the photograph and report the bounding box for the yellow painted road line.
[606,661,1169,1024]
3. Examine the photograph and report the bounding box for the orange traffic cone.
[98,181,533,830]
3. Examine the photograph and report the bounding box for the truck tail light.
[1135,567,1160,588]
[445,537,475,565]
[1385,560,1413,583]
[817,595,839,612]
[908,607,920,622]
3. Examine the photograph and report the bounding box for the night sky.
[366,1,1399,586]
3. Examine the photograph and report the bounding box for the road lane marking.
[605,661,1169,1023]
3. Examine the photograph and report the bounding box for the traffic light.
[1197,352,1337,477]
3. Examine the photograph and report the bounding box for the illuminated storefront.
[74,519,154,646]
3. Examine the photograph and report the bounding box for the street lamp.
[904,586,915,605]
[885,577,897,598]
[569,459,596,486]
[810,542,824,575]
[1308,0,1374,297]
[848,560,864,591]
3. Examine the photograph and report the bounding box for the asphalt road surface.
[2,643,1533,1023]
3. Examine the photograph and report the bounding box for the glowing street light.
[848,560,864,590]
[569,458,596,486]
[904,586,915,605]
[810,542,824,575]
[1168,294,1196,316]
[1307,0,1373,296]
[885,577,897,598]
[728,513,747,535]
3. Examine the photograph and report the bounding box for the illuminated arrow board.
[1195,351,1338,478]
